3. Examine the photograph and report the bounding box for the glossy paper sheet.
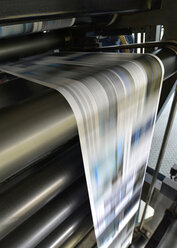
[0,53,164,248]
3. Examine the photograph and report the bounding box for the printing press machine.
[0,0,177,247]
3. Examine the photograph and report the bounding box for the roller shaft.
[0,178,88,248]
[36,203,91,248]
[0,49,176,183]
[0,31,67,62]
[0,143,83,239]
[154,48,177,80]
[0,78,50,109]
[61,215,93,248]
[0,90,77,183]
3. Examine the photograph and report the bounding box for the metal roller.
[0,90,77,183]
[0,50,176,183]
[0,78,50,109]
[0,178,88,248]
[0,143,84,240]
[36,202,91,248]
[61,215,93,248]
[0,31,68,62]
[154,48,177,80]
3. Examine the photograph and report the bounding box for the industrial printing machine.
[0,0,177,247]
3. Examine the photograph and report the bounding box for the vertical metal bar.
[139,85,177,231]
[140,33,143,53]
[134,32,137,53]
[155,25,162,42]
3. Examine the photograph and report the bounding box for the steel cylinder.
[0,143,83,239]
[0,178,88,248]
[36,202,91,248]
[0,31,67,62]
[0,90,77,183]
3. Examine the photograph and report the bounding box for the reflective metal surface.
[0,0,150,25]
[61,215,93,248]
[154,48,177,80]
[36,202,91,248]
[0,49,175,184]
[0,77,50,109]
[0,178,88,248]
[0,143,83,239]
[0,90,77,183]
[157,219,177,248]
[0,31,66,62]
